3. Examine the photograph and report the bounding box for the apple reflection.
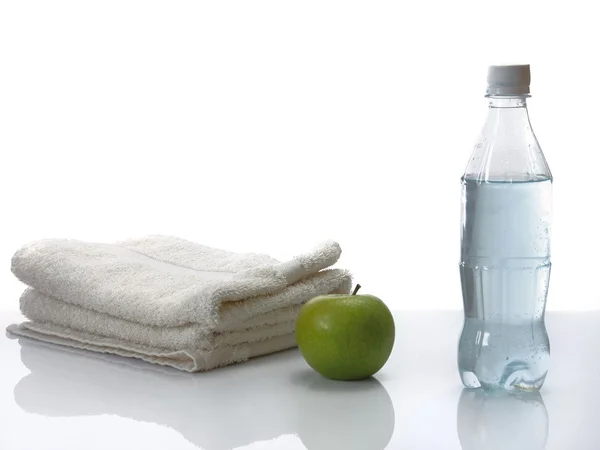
[292,371,395,449]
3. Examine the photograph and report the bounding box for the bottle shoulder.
[463,134,552,183]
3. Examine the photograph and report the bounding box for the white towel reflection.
[13,338,394,450]
[457,388,548,450]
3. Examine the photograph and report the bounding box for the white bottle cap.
[486,64,531,96]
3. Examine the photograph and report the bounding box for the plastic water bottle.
[458,65,552,391]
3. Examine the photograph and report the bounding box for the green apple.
[295,285,395,380]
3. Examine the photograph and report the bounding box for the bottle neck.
[482,95,534,138]
[487,95,529,108]
[463,94,551,182]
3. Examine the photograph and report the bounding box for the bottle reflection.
[13,339,395,450]
[457,388,548,450]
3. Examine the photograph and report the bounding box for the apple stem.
[352,284,361,295]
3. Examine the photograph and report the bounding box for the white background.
[1,0,599,312]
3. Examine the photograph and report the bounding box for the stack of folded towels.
[7,236,351,372]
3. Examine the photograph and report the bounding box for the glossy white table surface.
[1,310,598,450]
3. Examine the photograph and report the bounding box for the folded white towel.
[8,236,351,371]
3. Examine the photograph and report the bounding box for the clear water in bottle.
[458,65,552,391]
[459,177,551,390]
